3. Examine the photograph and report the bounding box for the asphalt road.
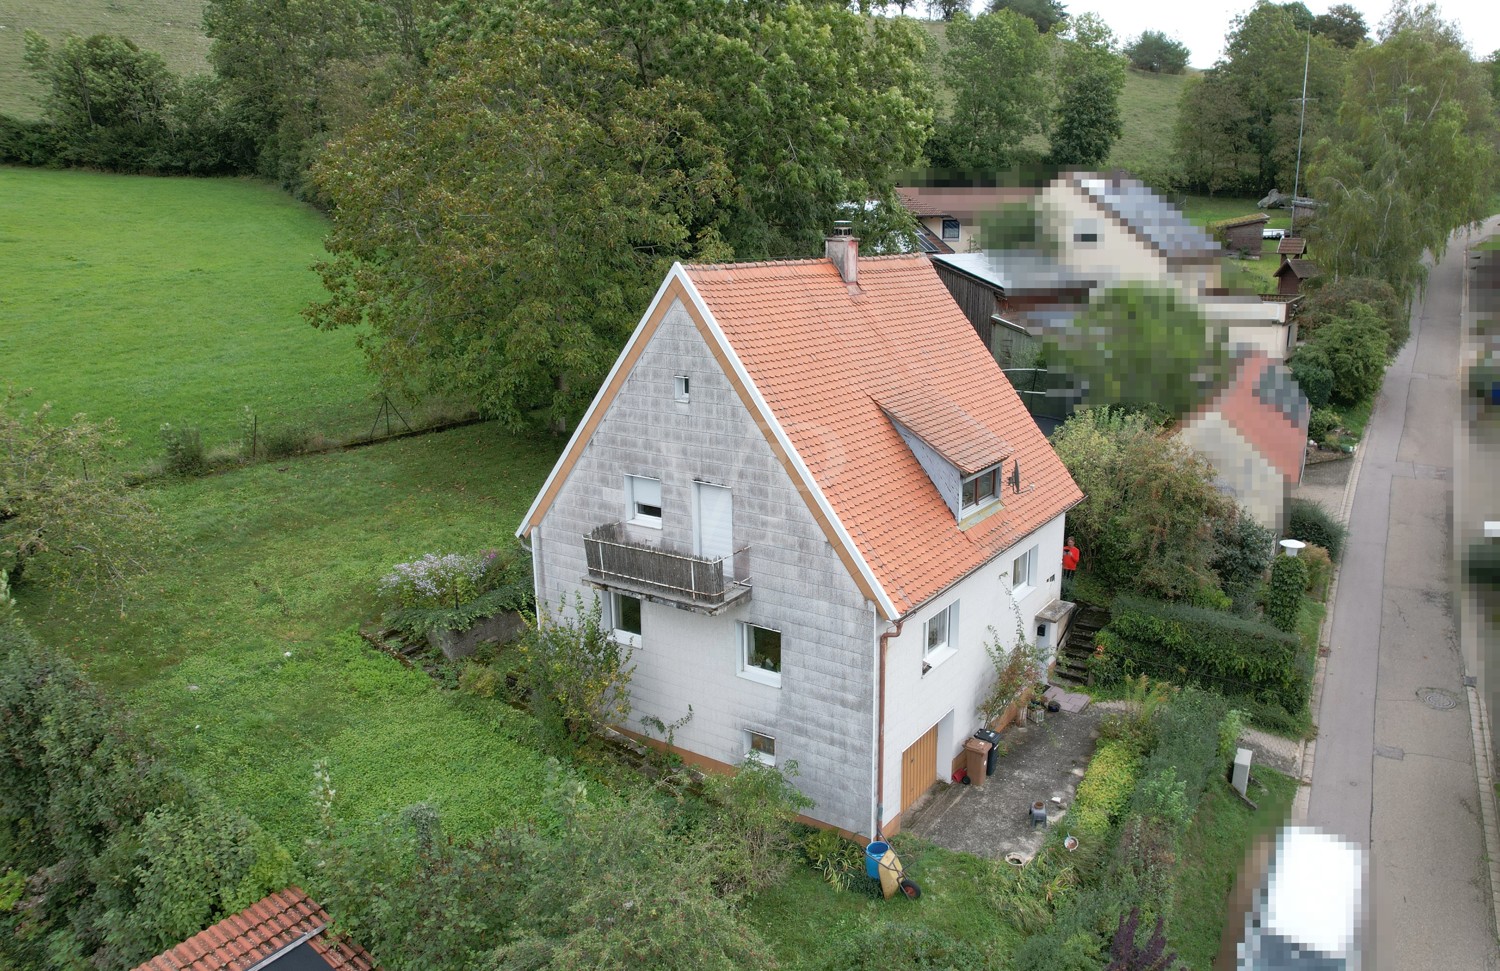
[1306,224,1500,968]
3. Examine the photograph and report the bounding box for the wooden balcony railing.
[583,523,751,610]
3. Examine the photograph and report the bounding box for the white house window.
[674,375,691,402]
[611,592,642,646]
[739,623,782,687]
[941,217,961,241]
[625,475,662,528]
[1012,545,1038,597]
[961,467,1000,513]
[1073,220,1100,245]
[923,601,959,672]
[746,730,776,766]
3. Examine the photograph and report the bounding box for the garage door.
[901,723,939,814]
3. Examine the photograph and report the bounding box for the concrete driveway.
[902,707,1102,863]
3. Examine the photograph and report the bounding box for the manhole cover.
[1421,689,1458,711]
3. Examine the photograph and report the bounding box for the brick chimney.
[825,220,859,286]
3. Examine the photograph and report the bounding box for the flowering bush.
[379,551,499,610]
[377,547,533,636]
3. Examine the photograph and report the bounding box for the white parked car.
[1263,228,1287,240]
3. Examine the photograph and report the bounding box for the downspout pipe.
[874,616,905,840]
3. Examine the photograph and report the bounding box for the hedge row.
[1094,595,1311,717]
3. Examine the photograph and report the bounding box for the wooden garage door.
[900,723,939,814]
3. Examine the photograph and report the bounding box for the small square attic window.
[941,218,961,241]
[674,375,690,402]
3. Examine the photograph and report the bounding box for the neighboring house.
[895,185,1035,255]
[1177,349,1310,532]
[132,887,378,971]
[929,249,1094,367]
[1215,213,1271,256]
[517,231,1083,838]
[933,173,1294,362]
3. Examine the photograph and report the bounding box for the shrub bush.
[1306,303,1390,406]
[1301,544,1333,601]
[1287,499,1347,560]
[1289,350,1335,409]
[1308,407,1343,442]
[159,422,208,476]
[262,424,310,458]
[1095,596,1309,718]
[701,759,812,894]
[1300,276,1407,355]
[801,827,865,892]
[378,546,534,637]
[521,595,635,751]
[1265,555,1308,633]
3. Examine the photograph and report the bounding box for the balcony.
[583,522,751,613]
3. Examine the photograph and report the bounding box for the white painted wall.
[878,513,1067,828]
[1039,183,1169,285]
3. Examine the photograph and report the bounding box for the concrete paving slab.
[903,708,1101,862]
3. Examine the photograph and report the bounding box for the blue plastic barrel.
[865,840,889,879]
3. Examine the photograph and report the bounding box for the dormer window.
[941,218,961,241]
[961,466,1001,513]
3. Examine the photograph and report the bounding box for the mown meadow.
[0,167,375,461]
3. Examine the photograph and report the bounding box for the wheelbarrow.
[864,840,922,900]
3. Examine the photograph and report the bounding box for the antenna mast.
[1290,32,1311,234]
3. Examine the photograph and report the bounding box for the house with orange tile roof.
[517,227,1083,838]
[1177,350,1310,533]
[131,887,378,971]
[895,184,1036,255]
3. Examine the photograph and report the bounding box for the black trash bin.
[973,728,1000,776]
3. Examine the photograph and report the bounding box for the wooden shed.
[1274,258,1321,296]
[1215,213,1271,257]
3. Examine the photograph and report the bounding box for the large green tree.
[1051,408,1235,601]
[22,32,177,170]
[311,3,931,429]
[1308,8,1498,296]
[1123,30,1190,74]
[1311,3,1368,48]
[1174,1,1347,194]
[203,0,438,193]
[308,17,734,430]
[1043,284,1231,418]
[986,0,1068,34]
[1049,13,1125,167]
[929,9,1051,171]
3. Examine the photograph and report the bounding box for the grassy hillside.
[0,167,376,462]
[916,18,1187,181]
[1106,68,1192,181]
[0,0,210,119]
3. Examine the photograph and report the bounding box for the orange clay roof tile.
[130,887,378,971]
[684,254,1082,615]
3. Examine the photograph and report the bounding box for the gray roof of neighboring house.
[1070,174,1222,262]
[931,250,1096,295]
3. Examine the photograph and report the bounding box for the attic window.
[941,218,961,241]
[961,467,1001,513]
[1073,220,1101,245]
[674,375,690,402]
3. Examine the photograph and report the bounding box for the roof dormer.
[878,389,1011,526]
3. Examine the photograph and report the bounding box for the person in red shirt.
[1063,537,1080,579]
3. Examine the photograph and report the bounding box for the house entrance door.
[900,723,939,815]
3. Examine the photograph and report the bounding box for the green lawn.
[1170,769,1298,969]
[17,422,564,849]
[0,0,210,119]
[0,167,377,463]
[747,836,1022,970]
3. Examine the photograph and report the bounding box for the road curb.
[1468,684,1500,940]
[1292,325,1375,824]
